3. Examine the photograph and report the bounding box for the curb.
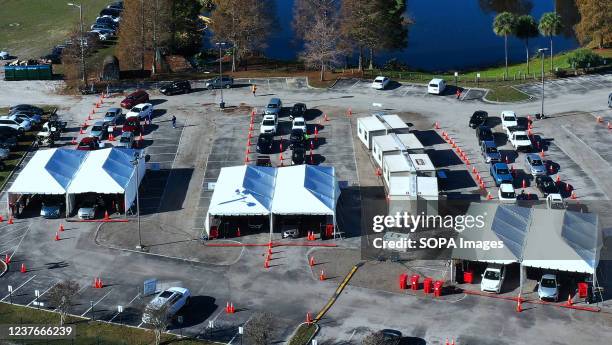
[287,322,320,345]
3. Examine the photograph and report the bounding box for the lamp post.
[215,42,227,109]
[131,153,143,251]
[538,48,549,117]
[67,3,86,85]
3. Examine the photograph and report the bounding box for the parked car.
[122,116,142,134]
[427,78,446,95]
[481,264,505,293]
[103,108,124,126]
[0,117,27,133]
[76,137,102,151]
[480,140,501,163]
[40,197,65,219]
[256,133,274,154]
[290,128,306,149]
[292,145,306,165]
[77,198,100,219]
[93,17,118,29]
[609,92,612,108]
[281,223,300,239]
[290,103,307,120]
[127,103,153,120]
[159,81,191,95]
[107,1,124,11]
[204,76,233,90]
[0,147,9,160]
[260,115,278,134]
[525,153,546,176]
[537,274,559,301]
[469,111,488,128]
[90,121,108,140]
[498,183,516,202]
[292,117,307,132]
[120,90,149,108]
[371,76,390,90]
[501,111,518,130]
[490,162,513,186]
[117,131,135,148]
[142,287,191,324]
[90,23,117,33]
[8,115,32,132]
[535,175,560,196]
[9,104,44,114]
[12,112,42,126]
[0,134,18,150]
[475,125,494,143]
[264,98,282,116]
[97,8,121,22]
[0,51,9,60]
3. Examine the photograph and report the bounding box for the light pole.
[131,153,143,251]
[538,48,549,117]
[67,3,86,85]
[215,42,227,109]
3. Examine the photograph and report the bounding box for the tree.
[362,330,400,345]
[47,280,80,326]
[513,15,539,74]
[299,5,344,81]
[169,0,205,56]
[574,0,612,49]
[209,0,277,71]
[143,303,171,345]
[492,12,516,79]
[244,312,274,345]
[567,48,603,72]
[339,0,373,71]
[538,12,563,72]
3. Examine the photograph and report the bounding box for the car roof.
[430,78,444,83]
[526,153,540,160]
[482,140,496,147]
[268,98,281,104]
[502,110,516,116]
[262,114,276,119]
[500,183,514,192]
[541,274,556,279]
[493,162,508,169]
[293,117,305,122]
[107,107,121,112]
[473,110,487,116]
[92,121,104,126]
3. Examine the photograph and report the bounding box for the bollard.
[4,254,10,264]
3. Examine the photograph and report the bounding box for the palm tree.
[493,12,516,79]
[538,12,563,72]
[514,15,539,75]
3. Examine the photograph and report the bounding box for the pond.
[263,0,580,72]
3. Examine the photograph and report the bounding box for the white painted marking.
[80,289,114,317]
[27,281,59,306]
[1,275,37,301]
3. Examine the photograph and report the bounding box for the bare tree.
[143,303,171,345]
[244,312,274,345]
[300,14,344,81]
[47,280,80,326]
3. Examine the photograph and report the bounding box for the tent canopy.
[273,165,338,215]
[8,149,87,195]
[68,148,142,194]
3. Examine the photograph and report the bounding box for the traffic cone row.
[307,231,316,241]
[445,338,456,345]
[225,302,236,314]
[93,277,103,289]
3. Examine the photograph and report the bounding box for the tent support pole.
[519,263,524,297]
[450,259,455,284]
[269,213,273,243]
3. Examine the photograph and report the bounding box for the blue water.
[263,0,579,71]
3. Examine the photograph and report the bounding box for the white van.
[480,264,505,293]
[428,78,446,95]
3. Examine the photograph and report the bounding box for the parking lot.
[515,73,612,99]
[0,74,611,344]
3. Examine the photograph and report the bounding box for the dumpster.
[399,273,408,290]
[423,277,433,294]
[410,274,420,290]
[577,282,588,298]
[434,280,444,297]
[463,271,473,284]
[4,64,53,81]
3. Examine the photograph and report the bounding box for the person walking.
[251,84,257,97]
[456,88,462,100]
[171,115,177,128]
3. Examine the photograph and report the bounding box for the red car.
[122,116,142,134]
[76,137,102,151]
[120,90,149,109]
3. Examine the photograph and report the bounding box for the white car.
[292,117,307,132]
[142,287,191,324]
[260,115,278,134]
[0,116,29,133]
[428,78,446,95]
[0,51,9,60]
[481,264,505,293]
[507,129,532,151]
[126,103,153,120]
[498,183,516,202]
[371,76,390,90]
[537,274,559,301]
[8,115,32,131]
[501,111,518,130]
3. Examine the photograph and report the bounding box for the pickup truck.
[506,127,532,151]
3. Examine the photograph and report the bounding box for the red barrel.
[577,282,588,298]
[411,274,420,290]
[434,280,444,297]
[423,277,433,294]
[463,271,473,284]
[399,273,408,290]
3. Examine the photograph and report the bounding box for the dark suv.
[204,76,234,90]
[159,81,191,95]
[475,125,494,143]
[120,90,149,108]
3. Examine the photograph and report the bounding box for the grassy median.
[287,323,318,345]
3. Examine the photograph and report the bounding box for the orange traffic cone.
[0,215,3,223]
[59,224,64,232]
[225,302,230,313]
[20,263,26,273]
[306,312,313,324]
[319,270,326,281]
[516,296,523,312]
[104,211,109,221]
[4,254,10,264]
[566,294,573,306]
[229,303,235,313]
[309,257,315,267]
[324,113,329,121]
[54,232,60,241]
[8,216,13,224]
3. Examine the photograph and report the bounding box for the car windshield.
[486,146,498,153]
[267,104,278,109]
[504,115,515,121]
[541,278,556,288]
[429,84,437,87]
[262,120,275,126]
[158,291,172,298]
[515,135,529,141]
[258,135,271,143]
[501,191,515,198]
[92,126,103,131]
[294,121,305,126]
[531,159,542,166]
[120,136,131,143]
[104,113,115,118]
[496,168,509,175]
[375,78,384,82]
[484,270,500,280]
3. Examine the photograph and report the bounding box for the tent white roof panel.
[273,165,338,215]
[396,133,424,151]
[380,114,409,130]
[8,148,87,194]
[409,154,435,172]
[68,148,141,194]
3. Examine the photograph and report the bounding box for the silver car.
[204,76,233,90]
[78,202,99,219]
[41,203,63,219]
[103,107,123,126]
[90,121,108,140]
[525,153,546,176]
[538,274,559,301]
[117,131,135,148]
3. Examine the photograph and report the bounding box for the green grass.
[287,324,318,345]
[0,0,111,58]
[0,302,212,345]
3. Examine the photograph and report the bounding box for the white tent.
[273,165,338,216]
[67,148,145,213]
[7,148,87,214]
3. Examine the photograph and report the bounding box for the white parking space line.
[1,275,37,301]
[80,289,114,317]
[109,291,140,323]
[565,78,590,90]
[137,321,144,328]
[0,246,16,255]
[27,281,59,306]
[7,224,31,261]
[226,313,254,345]
[348,80,361,89]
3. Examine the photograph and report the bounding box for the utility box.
[463,271,474,284]
[399,273,408,289]
[434,280,444,297]
[577,282,588,298]
[4,64,53,81]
